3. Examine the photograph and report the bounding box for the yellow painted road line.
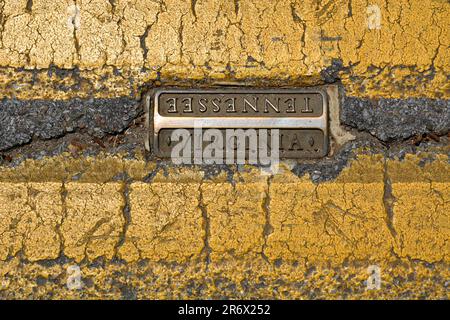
[0,153,448,298]
[0,154,448,265]
[0,0,448,100]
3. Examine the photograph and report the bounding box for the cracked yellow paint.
[391,182,449,262]
[61,182,125,262]
[0,152,448,298]
[267,179,393,264]
[0,0,448,100]
[120,181,204,262]
[0,182,62,261]
[0,0,448,300]
[388,154,450,262]
[202,180,268,261]
[265,155,395,265]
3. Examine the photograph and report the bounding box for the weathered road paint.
[0,0,448,100]
[0,0,448,300]
[0,153,448,298]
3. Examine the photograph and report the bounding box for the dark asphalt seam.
[0,94,448,183]
[0,97,143,152]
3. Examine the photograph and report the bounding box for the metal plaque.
[147,88,329,159]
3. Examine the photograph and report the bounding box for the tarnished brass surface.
[148,88,329,158]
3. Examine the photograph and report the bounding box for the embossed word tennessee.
[158,92,323,117]
[170,128,279,166]
[164,95,315,114]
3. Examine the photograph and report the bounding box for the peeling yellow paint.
[203,180,267,261]
[0,182,62,261]
[0,151,448,298]
[267,180,393,264]
[61,182,125,262]
[0,0,448,100]
[387,154,450,262]
[391,182,449,262]
[121,181,204,262]
[0,0,448,300]
[0,255,448,299]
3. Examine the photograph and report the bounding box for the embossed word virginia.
[170,128,280,166]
